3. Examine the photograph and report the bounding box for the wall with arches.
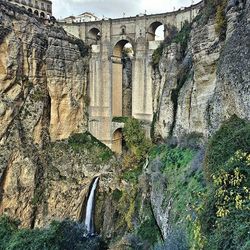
[8,0,52,18]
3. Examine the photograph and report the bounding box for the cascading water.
[84,176,99,235]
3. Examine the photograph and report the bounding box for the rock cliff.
[0,1,94,228]
[152,0,250,142]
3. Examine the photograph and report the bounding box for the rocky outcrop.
[153,0,250,141]
[0,2,89,144]
[0,1,94,228]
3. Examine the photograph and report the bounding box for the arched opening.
[111,129,123,154]
[40,12,45,18]
[88,28,101,44]
[112,40,134,117]
[147,21,165,41]
[50,16,56,22]
[34,10,39,16]
[28,8,32,13]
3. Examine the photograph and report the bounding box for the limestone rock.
[152,1,250,141]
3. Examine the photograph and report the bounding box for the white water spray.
[85,177,99,234]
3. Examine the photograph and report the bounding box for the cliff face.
[152,0,250,141]
[0,2,89,145]
[0,2,94,228]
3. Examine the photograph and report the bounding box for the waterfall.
[84,176,99,235]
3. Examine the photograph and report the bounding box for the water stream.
[85,176,99,235]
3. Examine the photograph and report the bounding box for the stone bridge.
[60,1,203,153]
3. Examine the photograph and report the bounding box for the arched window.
[40,12,45,18]
[28,8,32,13]
[34,10,39,16]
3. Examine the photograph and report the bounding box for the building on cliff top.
[60,12,99,24]
[7,0,52,18]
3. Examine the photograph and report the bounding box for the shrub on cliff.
[123,117,152,166]
[68,132,113,164]
[194,116,250,250]
[204,115,250,181]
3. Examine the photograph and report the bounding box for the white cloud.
[52,0,201,19]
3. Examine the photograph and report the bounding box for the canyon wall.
[152,0,250,142]
[0,1,95,228]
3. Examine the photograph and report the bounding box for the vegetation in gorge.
[0,217,104,250]
[148,116,250,250]
[68,132,113,164]
[122,117,152,169]
[149,145,206,249]
[197,116,250,250]
[108,118,162,247]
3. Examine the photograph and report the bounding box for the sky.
[53,0,201,19]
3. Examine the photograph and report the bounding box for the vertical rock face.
[0,2,94,227]
[153,1,250,141]
[0,2,89,145]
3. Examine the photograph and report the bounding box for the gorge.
[0,0,249,249]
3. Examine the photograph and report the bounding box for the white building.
[62,12,99,24]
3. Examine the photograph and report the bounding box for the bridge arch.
[111,128,123,154]
[112,39,134,117]
[147,21,165,41]
[88,27,101,44]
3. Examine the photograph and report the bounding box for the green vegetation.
[150,144,205,248]
[122,165,143,184]
[198,0,227,39]
[0,216,104,250]
[150,116,250,249]
[74,38,89,57]
[123,117,152,167]
[152,43,165,68]
[68,132,113,164]
[172,21,192,57]
[215,0,227,39]
[112,189,123,202]
[112,116,129,123]
[137,211,161,246]
[197,116,250,250]
[204,115,250,180]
